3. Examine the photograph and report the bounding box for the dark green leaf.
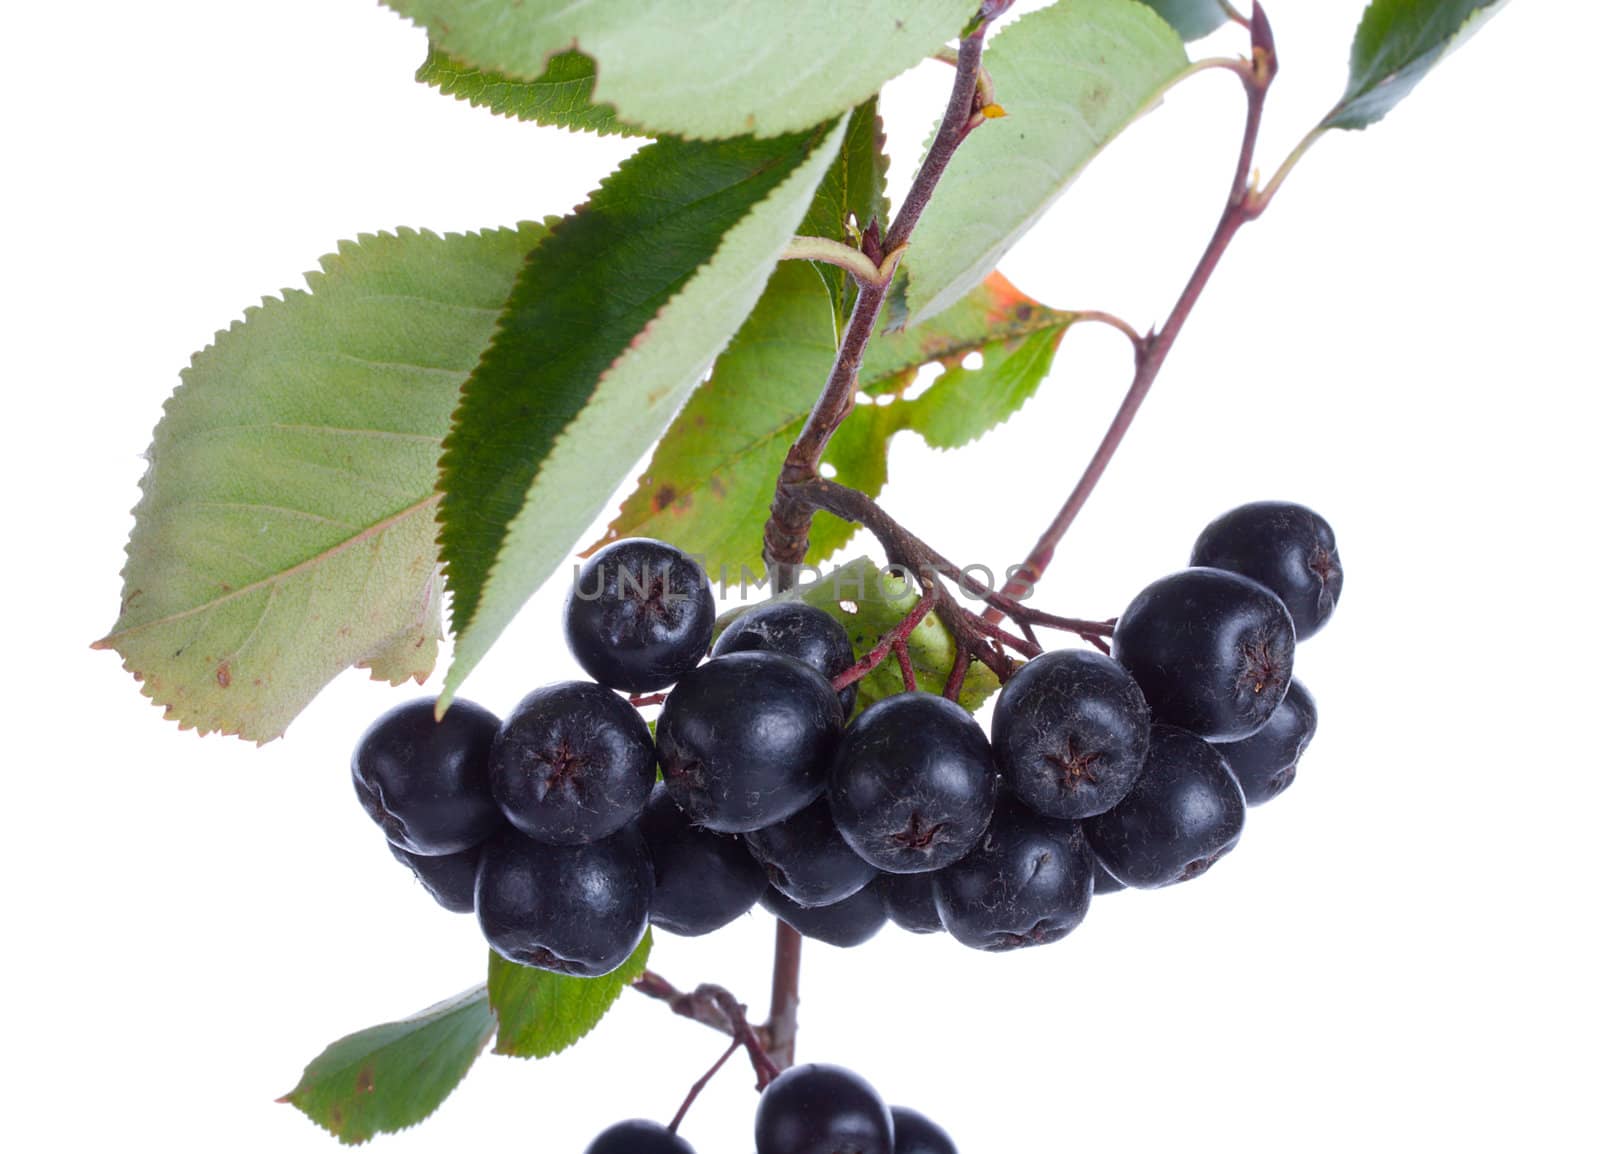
[601,269,1073,579]
[717,558,1002,714]
[436,120,845,706]
[487,931,653,1059]
[1325,0,1506,130]
[797,99,891,329]
[280,986,494,1145]
[384,0,974,140]
[416,45,641,137]
[1138,0,1231,41]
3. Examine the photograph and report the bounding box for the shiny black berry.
[1192,501,1343,639]
[475,825,652,976]
[1092,859,1127,895]
[891,1108,958,1154]
[932,794,1094,951]
[352,697,502,856]
[714,600,859,713]
[489,681,654,845]
[991,648,1152,819]
[586,1120,694,1154]
[388,841,481,914]
[745,798,878,908]
[1213,679,1318,805]
[755,1064,894,1154]
[657,651,843,833]
[876,872,942,934]
[829,693,998,874]
[565,538,715,692]
[637,783,766,937]
[1112,568,1295,741]
[761,884,887,949]
[1085,724,1246,888]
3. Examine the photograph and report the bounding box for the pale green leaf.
[438,121,848,708]
[416,45,642,137]
[1324,0,1505,130]
[487,931,652,1059]
[383,0,975,140]
[280,985,494,1146]
[94,225,545,741]
[904,0,1188,325]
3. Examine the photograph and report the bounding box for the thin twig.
[831,591,936,691]
[991,6,1281,612]
[668,1039,740,1134]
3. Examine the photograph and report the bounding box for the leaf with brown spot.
[281,985,493,1145]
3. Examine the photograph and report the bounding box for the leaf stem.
[991,3,1283,611]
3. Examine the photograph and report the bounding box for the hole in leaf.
[961,351,984,371]
[839,600,860,614]
[820,463,837,479]
[898,362,944,403]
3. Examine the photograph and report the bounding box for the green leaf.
[718,558,1002,713]
[383,0,975,140]
[416,45,643,137]
[280,985,495,1145]
[601,270,1073,579]
[438,120,847,707]
[93,225,545,741]
[1137,0,1230,41]
[798,99,891,330]
[903,0,1188,326]
[487,931,653,1059]
[1324,0,1505,131]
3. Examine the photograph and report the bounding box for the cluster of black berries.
[353,500,1341,973]
[588,1063,958,1154]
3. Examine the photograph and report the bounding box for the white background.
[5,1,1597,1151]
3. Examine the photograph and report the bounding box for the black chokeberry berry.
[1092,859,1127,895]
[489,681,655,846]
[475,825,652,976]
[1213,679,1318,805]
[352,697,502,856]
[714,600,859,713]
[761,884,887,949]
[657,651,843,833]
[991,648,1152,820]
[755,1064,894,1154]
[1112,568,1295,741]
[1192,501,1343,639]
[1084,724,1246,888]
[745,798,878,908]
[637,783,766,937]
[388,842,481,914]
[891,1108,958,1154]
[828,693,998,874]
[876,872,943,934]
[565,538,715,692]
[586,1120,695,1154]
[932,794,1094,951]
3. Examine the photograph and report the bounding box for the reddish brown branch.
[765,923,804,1069]
[763,25,991,586]
[668,1039,740,1134]
[993,7,1280,612]
[832,591,936,692]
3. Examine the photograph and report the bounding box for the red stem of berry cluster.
[990,6,1279,613]
[636,2,1294,1103]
